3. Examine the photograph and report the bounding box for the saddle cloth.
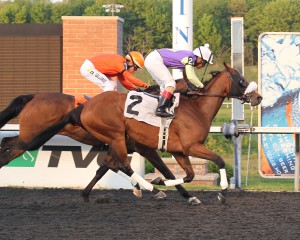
[124,91,176,127]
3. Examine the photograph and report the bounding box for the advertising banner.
[0,132,144,189]
[258,32,300,177]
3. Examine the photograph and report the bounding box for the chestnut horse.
[19,63,262,203]
[0,85,200,204]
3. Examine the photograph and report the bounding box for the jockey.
[144,44,213,118]
[80,51,149,92]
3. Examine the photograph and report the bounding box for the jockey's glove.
[134,88,143,92]
[141,83,150,88]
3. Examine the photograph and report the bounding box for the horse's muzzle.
[242,92,263,106]
[250,95,263,106]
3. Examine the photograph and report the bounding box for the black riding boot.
[155,94,175,119]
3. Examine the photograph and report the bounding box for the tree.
[51,2,73,23]
[0,2,22,23]
[228,0,249,17]
[30,0,53,23]
[194,13,223,62]
[193,0,231,62]
[1,0,300,65]
[120,0,172,54]
[83,2,106,16]
[245,0,300,64]
[261,0,300,32]
[67,0,95,16]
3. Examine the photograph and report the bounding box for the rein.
[185,64,251,103]
[186,91,247,101]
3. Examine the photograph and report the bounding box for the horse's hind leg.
[104,146,142,197]
[81,147,142,201]
[111,141,164,198]
[81,164,109,202]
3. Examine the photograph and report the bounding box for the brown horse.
[20,63,262,203]
[0,84,200,204]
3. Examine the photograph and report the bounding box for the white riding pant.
[144,50,176,92]
[80,59,117,92]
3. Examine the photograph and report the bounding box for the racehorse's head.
[223,62,262,106]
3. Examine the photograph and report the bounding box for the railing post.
[232,119,243,188]
[295,134,299,192]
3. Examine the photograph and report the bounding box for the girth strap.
[158,118,169,152]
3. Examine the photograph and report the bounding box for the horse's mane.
[203,71,221,88]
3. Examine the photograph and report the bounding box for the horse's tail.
[20,104,84,151]
[0,94,35,129]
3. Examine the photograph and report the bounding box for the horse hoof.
[133,188,142,198]
[188,197,201,205]
[154,191,167,199]
[151,177,163,185]
[217,192,226,204]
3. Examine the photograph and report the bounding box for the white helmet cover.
[193,43,213,64]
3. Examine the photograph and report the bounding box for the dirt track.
[0,187,299,240]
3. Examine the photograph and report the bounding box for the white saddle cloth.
[124,91,175,127]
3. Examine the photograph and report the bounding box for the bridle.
[196,46,213,82]
[187,64,252,103]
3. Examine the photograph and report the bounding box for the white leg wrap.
[164,178,184,187]
[220,168,228,190]
[131,172,154,191]
[117,170,137,186]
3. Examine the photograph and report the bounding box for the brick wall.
[62,16,124,99]
[154,158,208,175]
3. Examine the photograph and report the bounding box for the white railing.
[1,124,299,191]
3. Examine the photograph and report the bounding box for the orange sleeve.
[122,71,149,88]
[117,75,136,90]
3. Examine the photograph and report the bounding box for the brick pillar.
[62,16,124,99]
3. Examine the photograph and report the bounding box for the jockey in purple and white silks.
[145,44,213,118]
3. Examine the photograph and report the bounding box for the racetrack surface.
[0,188,299,240]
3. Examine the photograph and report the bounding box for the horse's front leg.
[0,136,19,153]
[172,153,195,184]
[133,142,200,204]
[189,143,228,204]
[0,139,26,168]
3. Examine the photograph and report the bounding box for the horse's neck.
[189,74,228,123]
[192,94,225,123]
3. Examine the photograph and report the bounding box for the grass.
[135,64,298,192]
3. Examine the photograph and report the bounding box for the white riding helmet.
[193,43,213,64]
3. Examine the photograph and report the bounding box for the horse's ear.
[223,62,231,71]
[223,62,235,74]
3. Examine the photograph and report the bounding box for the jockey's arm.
[181,57,203,88]
[122,71,149,89]
[117,75,136,90]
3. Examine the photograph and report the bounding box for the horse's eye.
[239,79,246,87]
